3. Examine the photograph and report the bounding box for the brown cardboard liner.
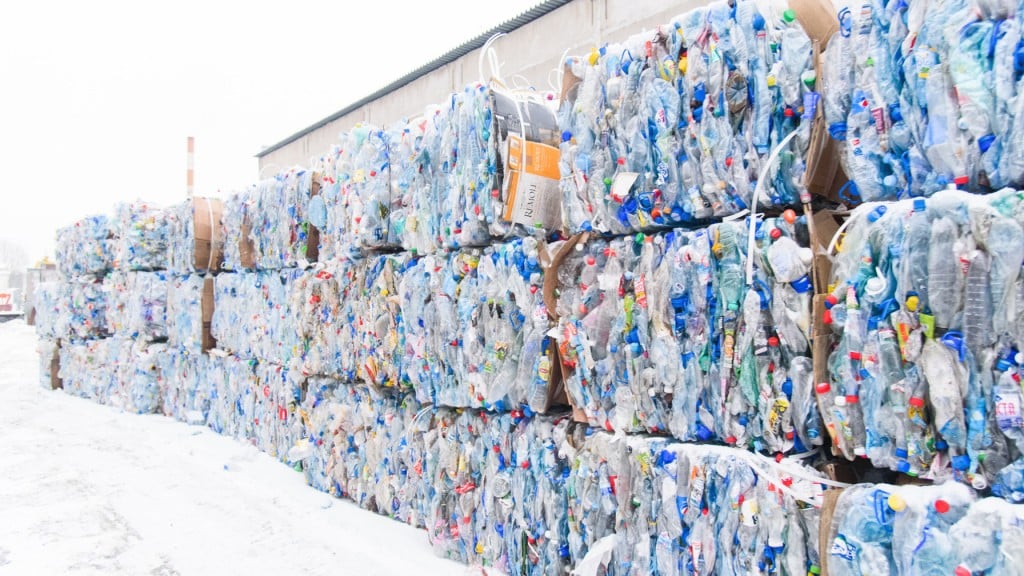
[201,277,217,353]
[193,197,224,272]
[819,487,844,576]
[306,173,321,263]
[541,232,590,422]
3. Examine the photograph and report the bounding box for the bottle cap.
[894,448,908,459]
[955,566,971,576]
[952,455,970,471]
[954,175,970,186]
[815,382,831,395]
[782,8,796,22]
[887,493,906,512]
[905,294,920,312]
[913,198,926,212]
[908,397,925,408]
[978,134,995,153]
[845,394,859,404]
[791,275,812,294]
[825,293,838,309]
[934,499,950,514]
[834,396,847,407]
[768,336,780,347]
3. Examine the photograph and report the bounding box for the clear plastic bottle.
[902,199,930,313]
[963,250,993,356]
[986,217,1024,338]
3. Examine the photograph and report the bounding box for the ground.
[0,321,468,576]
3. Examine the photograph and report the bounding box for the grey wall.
[257,0,707,172]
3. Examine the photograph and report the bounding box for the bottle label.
[831,534,857,563]
[995,389,1024,432]
[872,489,895,525]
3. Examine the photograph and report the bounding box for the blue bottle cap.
[935,439,949,451]
[781,378,793,397]
[791,275,812,294]
[952,455,970,471]
[913,198,926,212]
[696,423,713,441]
[978,134,995,153]
[895,448,908,459]
[896,460,911,473]
[828,122,847,140]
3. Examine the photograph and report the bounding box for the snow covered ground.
[0,321,468,576]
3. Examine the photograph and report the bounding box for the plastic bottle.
[902,199,930,313]
[924,216,960,334]
[963,250,993,356]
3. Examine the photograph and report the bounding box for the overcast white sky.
[0,0,542,263]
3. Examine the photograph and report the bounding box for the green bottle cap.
[783,9,796,23]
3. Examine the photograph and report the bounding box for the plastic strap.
[746,129,799,285]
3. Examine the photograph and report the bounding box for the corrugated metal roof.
[256,0,574,158]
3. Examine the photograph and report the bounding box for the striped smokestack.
[187,136,195,198]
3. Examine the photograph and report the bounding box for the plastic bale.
[114,200,170,271]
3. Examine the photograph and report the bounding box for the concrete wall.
[257,0,707,171]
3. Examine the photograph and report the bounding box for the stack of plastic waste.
[252,361,304,461]
[158,347,211,424]
[350,254,409,389]
[400,237,556,410]
[220,170,314,269]
[565,437,825,575]
[289,262,360,381]
[824,482,1024,575]
[114,201,169,271]
[166,197,223,274]
[440,84,563,249]
[220,191,253,271]
[335,124,401,250]
[422,409,572,573]
[64,277,109,341]
[33,281,67,341]
[314,146,358,262]
[55,215,115,278]
[321,385,431,526]
[166,275,209,353]
[822,0,1024,200]
[104,271,169,341]
[58,337,166,413]
[557,0,817,235]
[822,189,1024,490]
[556,215,820,451]
[391,110,445,256]
[211,270,304,363]
[290,377,345,494]
[204,353,257,439]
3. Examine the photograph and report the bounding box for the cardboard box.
[193,197,224,272]
[239,213,257,270]
[201,277,216,353]
[48,339,63,390]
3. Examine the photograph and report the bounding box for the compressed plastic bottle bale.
[103,271,169,341]
[118,340,167,415]
[166,275,209,353]
[291,377,347,494]
[114,200,170,271]
[823,0,1024,199]
[205,353,257,439]
[158,347,210,424]
[440,85,563,249]
[558,1,815,235]
[166,197,224,274]
[565,436,825,574]
[58,338,119,401]
[252,361,305,461]
[212,270,303,364]
[401,238,556,410]
[289,261,360,381]
[826,482,979,576]
[391,110,444,256]
[220,191,253,271]
[250,169,315,269]
[33,281,67,340]
[350,253,408,389]
[55,215,116,278]
[555,219,817,448]
[64,277,109,341]
[824,189,1024,488]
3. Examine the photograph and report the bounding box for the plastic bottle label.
[995,390,1024,431]
[830,534,857,563]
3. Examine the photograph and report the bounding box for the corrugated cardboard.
[818,487,844,576]
[792,0,850,203]
[193,197,224,272]
[542,233,591,423]
[239,214,256,270]
[306,174,321,263]
[201,277,217,352]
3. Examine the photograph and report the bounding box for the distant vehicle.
[0,288,20,323]
[0,265,20,323]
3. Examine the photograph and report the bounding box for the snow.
[0,321,467,576]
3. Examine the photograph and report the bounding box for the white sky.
[0,0,543,263]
